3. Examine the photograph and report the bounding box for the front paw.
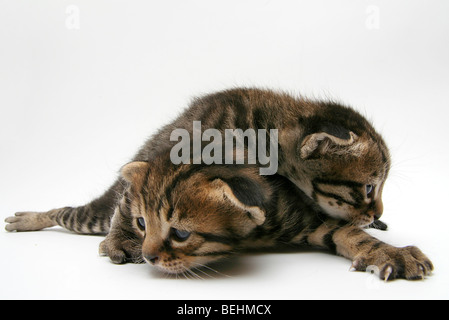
[351,245,434,281]
[99,234,143,264]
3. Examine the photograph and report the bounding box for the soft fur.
[5,88,433,280]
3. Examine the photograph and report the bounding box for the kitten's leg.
[6,209,67,232]
[99,195,143,264]
[306,219,434,280]
[5,207,110,234]
[5,180,124,235]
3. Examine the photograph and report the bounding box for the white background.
[1,0,448,299]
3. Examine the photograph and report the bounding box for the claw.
[419,264,425,276]
[383,265,393,282]
[349,260,358,272]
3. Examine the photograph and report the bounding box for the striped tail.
[5,180,124,235]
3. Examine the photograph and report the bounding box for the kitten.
[109,155,433,280]
[6,153,433,280]
[5,88,432,280]
[134,88,390,228]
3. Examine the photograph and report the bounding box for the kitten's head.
[296,103,391,227]
[121,159,272,274]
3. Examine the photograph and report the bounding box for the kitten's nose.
[145,253,159,265]
[373,200,383,220]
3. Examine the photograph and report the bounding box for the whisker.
[181,270,190,280]
[193,263,232,278]
[192,266,215,279]
[182,267,203,280]
[188,268,205,280]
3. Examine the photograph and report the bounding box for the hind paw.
[5,212,48,232]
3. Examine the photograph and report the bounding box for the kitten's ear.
[300,124,357,159]
[120,161,150,185]
[212,175,269,226]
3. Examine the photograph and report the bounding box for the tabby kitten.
[6,153,433,280]
[5,88,433,280]
[140,88,391,228]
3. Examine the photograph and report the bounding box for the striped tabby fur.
[5,88,433,280]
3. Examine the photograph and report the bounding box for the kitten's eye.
[366,184,374,196]
[172,228,191,242]
[137,217,146,231]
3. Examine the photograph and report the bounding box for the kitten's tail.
[5,180,124,235]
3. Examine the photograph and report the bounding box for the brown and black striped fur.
[6,156,433,280]
[105,155,433,280]
[5,88,432,280]
[133,87,391,227]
